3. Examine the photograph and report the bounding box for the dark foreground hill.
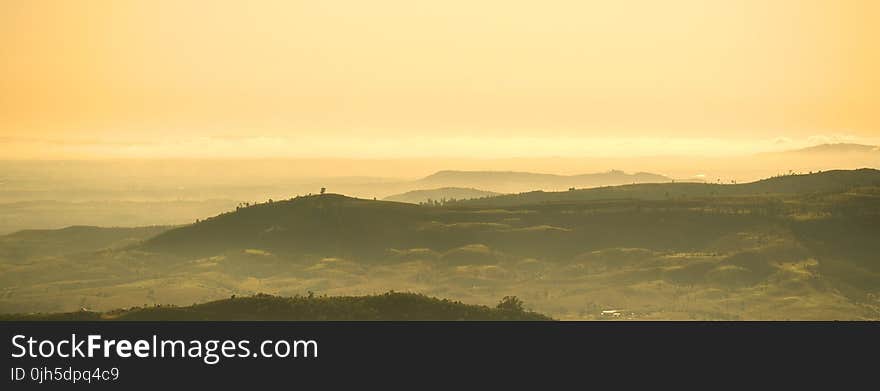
[0,292,551,321]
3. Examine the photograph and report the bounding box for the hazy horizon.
[3,1,878,161]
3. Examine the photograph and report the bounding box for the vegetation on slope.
[0,292,550,321]
[383,187,500,204]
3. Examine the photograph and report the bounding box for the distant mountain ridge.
[416,169,670,193]
[755,143,880,158]
[787,143,878,154]
[459,168,880,207]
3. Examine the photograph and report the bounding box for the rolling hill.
[135,169,880,279]
[141,194,425,257]
[139,169,880,260]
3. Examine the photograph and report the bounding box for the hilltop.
[141,194,424,257]
[0,292,551,321]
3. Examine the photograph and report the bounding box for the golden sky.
[1,0,878,159]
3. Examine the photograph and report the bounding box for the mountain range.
[2,168,879,319]
[415,169,670,193]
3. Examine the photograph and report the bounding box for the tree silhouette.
[497,296,525,312]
